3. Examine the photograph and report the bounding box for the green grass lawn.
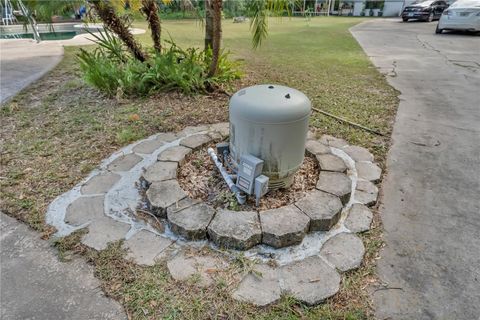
[1,17,398,320]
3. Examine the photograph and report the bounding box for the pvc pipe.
[207,148,246,205]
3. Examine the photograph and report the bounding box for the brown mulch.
[177,144,320,211]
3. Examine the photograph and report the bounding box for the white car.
[436,0,480,33]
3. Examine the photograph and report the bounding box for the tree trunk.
[204,0,214,51]
[91,0,148,62]
[208,0,222,77]
[141,0,162,53]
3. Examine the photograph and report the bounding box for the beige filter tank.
[229,84,312,189]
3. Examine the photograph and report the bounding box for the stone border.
[46,123,382,306]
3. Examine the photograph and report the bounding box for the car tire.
[435,25,443,34]
[403,17,409,22]
[427,12,434,22]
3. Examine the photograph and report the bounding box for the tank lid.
[229,84,311,123]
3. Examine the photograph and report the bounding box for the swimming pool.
[0,31,78,40]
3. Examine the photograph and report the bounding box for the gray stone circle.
[46,122,382,306]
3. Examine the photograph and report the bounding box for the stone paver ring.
[46,123,381,306]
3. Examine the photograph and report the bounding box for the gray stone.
[132,137,165,154]
[179,133,212,149]
[280,256,341,305]
[260,205,310,248]
[0,213,127,320]
[232,264,281,306]
[180,125,210,136]
[320,233,365,272]
[355,179,379,207]
[316,171,352,205]
[317,154,347,172]
[146,180,187,218]
[295,190,343,231]
[167,203,215,240]
[305,140,330,155]
[356,162,382,182]
[166,197,201,215]
[156,132,178,142]
[82,216,130,251]
[319,135,348,148]
[65,195,104,226]
[107,153,143,172]
[342,145,374,162]
[208,209,261,250]
[142,161,178,185]
[123,230,173,266]
[157,146,192,164]
[167,254,226,286]
[344,204,373,233]
[306,130,318,140]
[81,173,121,195]
[209,122,229,138]
[208,131,223,141]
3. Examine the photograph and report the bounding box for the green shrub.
[77,30,242,97]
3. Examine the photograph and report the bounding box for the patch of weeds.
[53,229,87,262]
[116,126,146,144]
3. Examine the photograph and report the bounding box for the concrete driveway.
[0,39,64,104]
[351,19,480,319]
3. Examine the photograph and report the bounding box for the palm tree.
[204,0,214,51]
[140,0,162,53]
[91,0,148,62]
[207,0,222,77]
[207,0,293,77]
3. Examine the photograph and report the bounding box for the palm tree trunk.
[208,0,222,77]
[204,0,214,50]
[91,0,148,62]
[141,0,162,53]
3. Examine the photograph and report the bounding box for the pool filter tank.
[229,84,312,190]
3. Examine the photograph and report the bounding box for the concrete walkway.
[351,20,480,319]
[0,213,127,320]
[0,39,64,104]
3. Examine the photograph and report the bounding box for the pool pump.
[208,84,311,205]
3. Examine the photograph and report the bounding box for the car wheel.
[403,17,409,22]
[435,24,443,34]
[427,12,434,22]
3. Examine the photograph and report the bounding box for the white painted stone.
[123,230,173,266]
[320,232,365,272]
[280,256,341,305]
[232,264,281,306]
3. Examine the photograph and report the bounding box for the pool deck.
[0,27,145,104]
